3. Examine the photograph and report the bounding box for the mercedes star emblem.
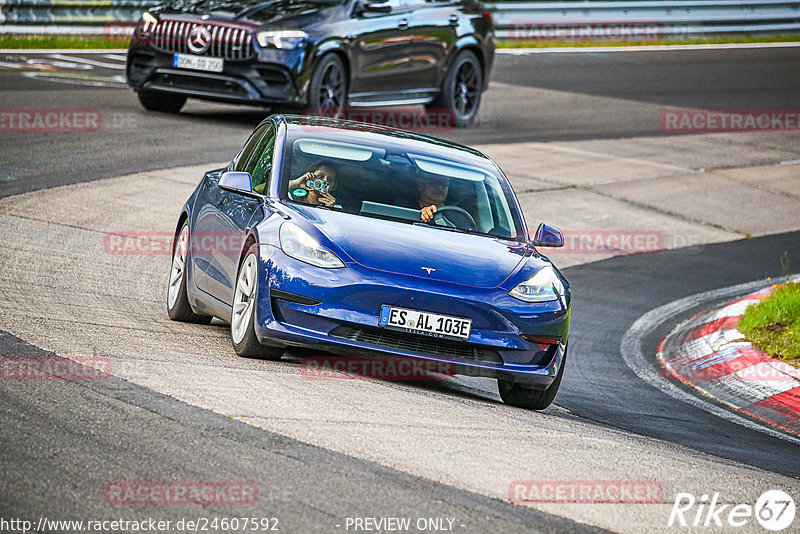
[187,26,212,54]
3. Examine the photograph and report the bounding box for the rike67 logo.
[669,490,795,530]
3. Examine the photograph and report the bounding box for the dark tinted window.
[234,122,271,172]
[243,124,276,194]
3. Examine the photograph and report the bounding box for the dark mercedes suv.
[126,0,495,126]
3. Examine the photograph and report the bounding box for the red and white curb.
[659,285,800,437]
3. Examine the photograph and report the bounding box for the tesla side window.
[234,122,271,173]
[243,125,276,194]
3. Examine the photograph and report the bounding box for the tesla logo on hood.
[187,26,212,54]
[421,267,436,274]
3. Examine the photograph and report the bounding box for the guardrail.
[491,0,800,39]
[0,0,799,37]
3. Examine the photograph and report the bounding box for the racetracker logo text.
[1,109,102,132]
[301,356,455,381]
[1,356,111,380]
[104,481,259,505]
[509,20,664,41]
[661,109,800,133]
[509,480,663,503]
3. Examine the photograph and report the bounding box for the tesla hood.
[295,207,529,289]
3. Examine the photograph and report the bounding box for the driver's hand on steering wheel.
[420,205,437,222]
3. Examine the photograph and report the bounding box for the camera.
[306,177,330,193]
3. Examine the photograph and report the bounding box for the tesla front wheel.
[167,224,213,324]
[231,245,283,360]
[498,354,566,411]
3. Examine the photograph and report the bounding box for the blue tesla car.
[167,114,570,409]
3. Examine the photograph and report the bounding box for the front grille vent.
[330,325,504,365]
[152,20,255,60]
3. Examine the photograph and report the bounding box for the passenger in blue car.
[287,160,339,207]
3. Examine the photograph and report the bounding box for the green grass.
[0,34,131,49]
[497,34,800,48]
[739,281,800,366]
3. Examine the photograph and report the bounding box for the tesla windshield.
[279,133,525,240]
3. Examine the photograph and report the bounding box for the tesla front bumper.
[253,245,570,389]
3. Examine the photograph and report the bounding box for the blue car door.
[192,123,276,305]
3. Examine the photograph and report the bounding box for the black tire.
[427,50,483,128]
[167,223,213,324]
[231,245,283,360]
[137,90,187,114]
[307,54,347,117]
[498,352,566,410]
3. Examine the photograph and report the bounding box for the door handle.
[448,14,458,25]
[398,18,408,29]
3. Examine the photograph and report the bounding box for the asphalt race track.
[1,46,799,533]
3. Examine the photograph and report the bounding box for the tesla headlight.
[138,12,158,35]
[509,265,565,303]
[280,223,344,269]
[256,30,307,50]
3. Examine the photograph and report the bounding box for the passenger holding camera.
[288,160,338,207]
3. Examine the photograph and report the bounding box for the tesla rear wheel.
[231,245,283,360]
[138,90,187,113]
[308,54,347,118]
[498,354,566,410]
[167,224,213,324]
[427,50,482,128]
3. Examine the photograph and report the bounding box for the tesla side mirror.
[219,171,256,196]
[360,0,391,13]
[530,222,564,248]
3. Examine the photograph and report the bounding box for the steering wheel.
[433,206,477,231]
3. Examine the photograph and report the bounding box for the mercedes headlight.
[138,12,158,35]
[280,223,344,269]
[256,30,307,50]
[509,265,565,303]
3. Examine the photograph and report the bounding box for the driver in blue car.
[287,160,338,207]
[413,172,475,230]
[416,173,450,223]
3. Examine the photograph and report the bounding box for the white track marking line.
[50,53,126,70]
[620,276,800,446]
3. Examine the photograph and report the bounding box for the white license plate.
[173,53,223,73]
[379,305,472,341]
